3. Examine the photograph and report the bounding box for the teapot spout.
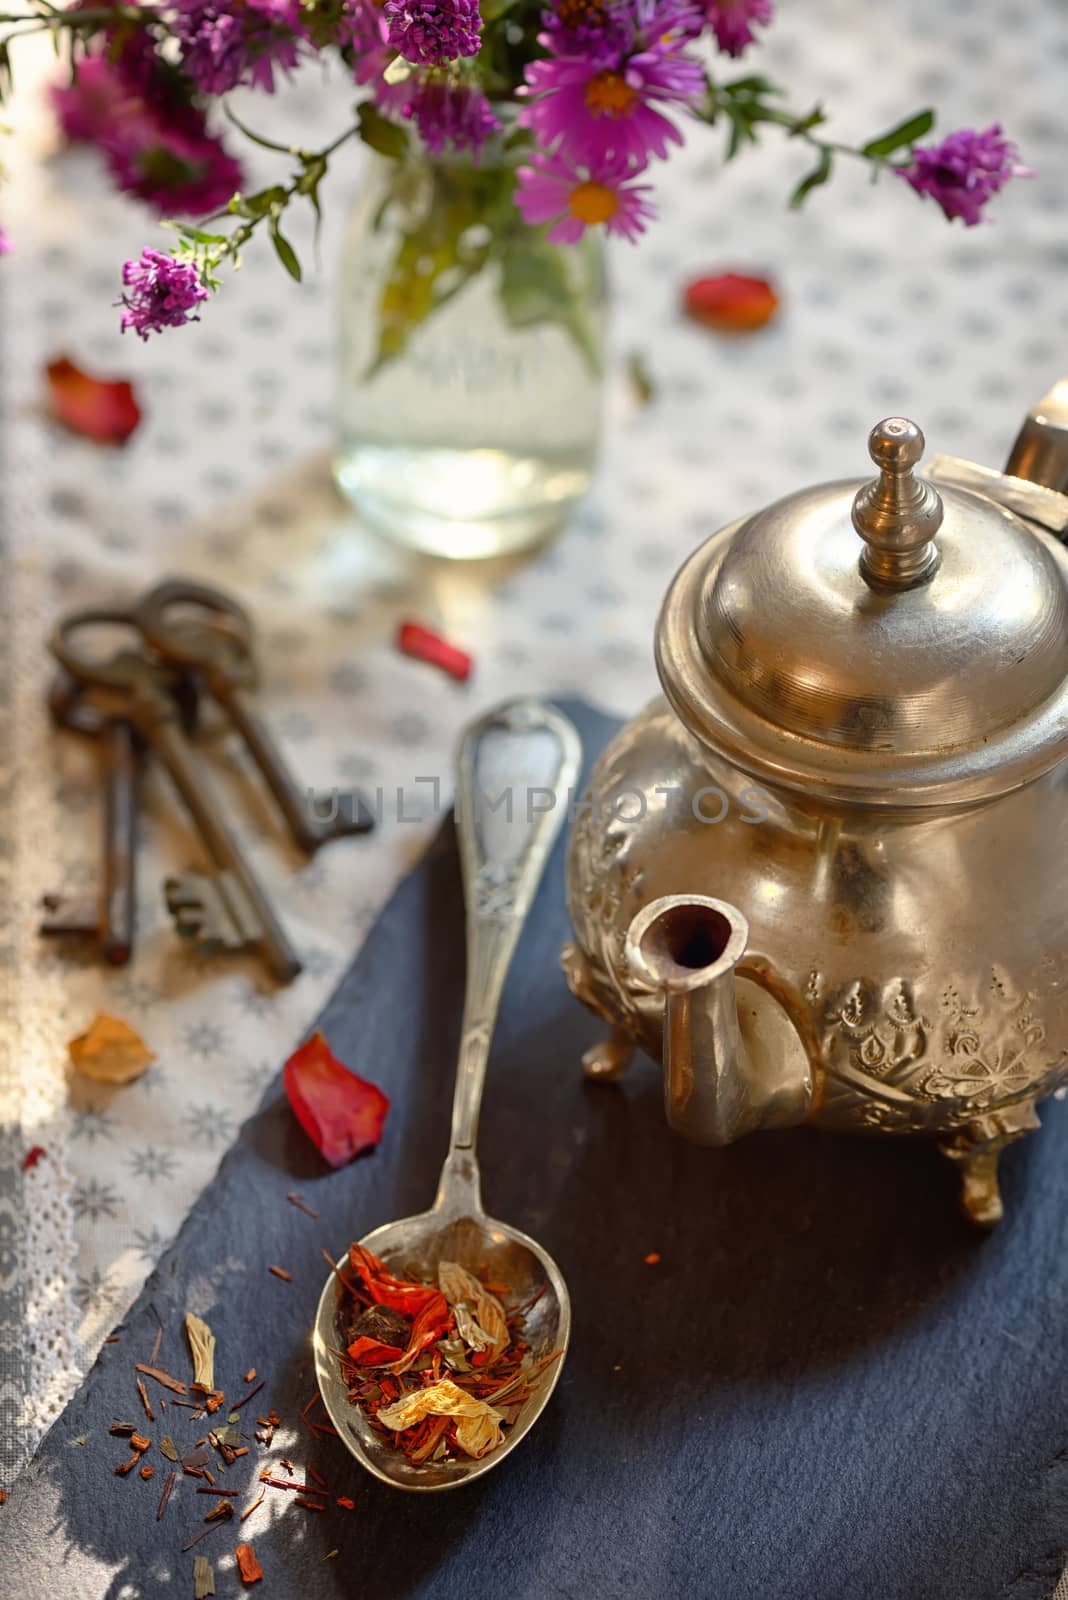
[1004,378,1068,492]
[626,896,812,1147]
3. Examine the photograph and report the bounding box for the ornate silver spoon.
[314,699,582,1491]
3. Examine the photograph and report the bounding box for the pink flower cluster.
[515,0,706,244]
[899,124,1031,226]
[52,47,243,218]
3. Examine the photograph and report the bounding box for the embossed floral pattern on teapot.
[563,398,1068,1226]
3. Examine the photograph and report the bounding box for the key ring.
[135,578,257,688]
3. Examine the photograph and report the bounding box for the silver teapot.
[563,387,1068,1226]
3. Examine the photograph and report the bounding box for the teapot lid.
[655,417,1068,807]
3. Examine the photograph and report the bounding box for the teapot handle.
[1004,378,1068,493]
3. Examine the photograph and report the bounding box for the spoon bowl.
[314,1206,570,1491]
[312,700,582,1490]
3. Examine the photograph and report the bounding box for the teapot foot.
[938,1100,1041,1229]
[582,1027,633,1084]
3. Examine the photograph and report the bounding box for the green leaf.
[270,221,302,282]
[296,153,328,196]
[626,350,655,407]
[724,74,783,98]
[861,108,934,160]
[171,224,230,246]
[365,162,517,374]
[357,102,409,162]
[789,146,833,208]
[229,185,287,220]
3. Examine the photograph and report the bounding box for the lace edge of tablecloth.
[1,251,84,1474]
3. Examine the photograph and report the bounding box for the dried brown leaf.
[68,1014,155,1085]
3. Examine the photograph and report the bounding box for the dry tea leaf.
[185,1312,216,1390]
[439,1261,508,1361]
[376,1378,505,1459]
[436,1337,472,1373]
[68,1014,155,1085]
[192,1554,215,1598]
[235,1542,264,1585]
[160,1436,179,1461]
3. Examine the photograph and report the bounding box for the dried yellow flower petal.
[438,1261,508,1361]
[67,1014,155,1085]
[376,1377,505,1458]
[454,1409,505,1459]
[184,1312,216,1391]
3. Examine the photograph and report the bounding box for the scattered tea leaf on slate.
[135,1362,187,1395]
[161,1436,179,1461]
[192,1553,216,1598]
[235,1542,264,1585]
[185,1313,216,1390]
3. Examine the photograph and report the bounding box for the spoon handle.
[438,700,582,1209]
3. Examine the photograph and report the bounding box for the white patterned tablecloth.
[1,0,1066,1525]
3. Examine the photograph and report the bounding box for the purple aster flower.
[516,149,656,242]
[703,0,772,56]
[104,119,244,216]
[403,77,501,155]
[383,0,482,65]
[900,124,1031,226]
[51,56,132,142]
[170,0,304,95]
[119,247,210,339]
[541,0,631,63]
[520,0,705,169]
[340,0,392,84]
[0,225,11,257]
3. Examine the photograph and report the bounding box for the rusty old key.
[136,579,373,854]
[40,673,142,966]
[49,614,302,985]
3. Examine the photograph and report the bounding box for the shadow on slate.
[4,700,1068,1600]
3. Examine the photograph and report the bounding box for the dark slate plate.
[3,701,1068,1600]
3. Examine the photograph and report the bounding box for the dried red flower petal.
[349,1245,442,1317]
[283,1032,390,1169]
[235,1542,264,1584]
[21,1145,46,1171]
[682,272,779,333]
[396,620,472,683]
[45,357,142,445]
[347,1335,405,1366]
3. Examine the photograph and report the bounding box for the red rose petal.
[682,272,780,333]
[45,356,142,446]
[396,620,472,683]
[283,1031,389,1168]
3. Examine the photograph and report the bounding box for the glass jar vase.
[334,143,608,560]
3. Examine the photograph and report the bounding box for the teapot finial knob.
[852,417,944,591]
